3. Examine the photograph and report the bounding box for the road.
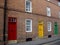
[8,37,60,45]
[8,40,60,45]
[38,40,60,45]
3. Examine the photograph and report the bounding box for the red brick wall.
[0,0,4,7]
[7,10,60,42]
[0,0,60,43]
[7,0,60,18]
[7,0,25,12]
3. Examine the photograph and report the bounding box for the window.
[25,0,32,12]
[58,2,60,6]
[58,0,60,6]
[8,17,16,22]
[47,7,51,17]
[47,22,52,32]
[58,12,60,18]
[47,0,50,1]
[25,19,32,32]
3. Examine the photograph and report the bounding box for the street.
[8,36,60,45]
[38,40,60,45]
[8,39,60,45]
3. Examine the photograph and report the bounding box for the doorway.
[38,21,44,38]
[8,17,17,43]
[54,22,58,35]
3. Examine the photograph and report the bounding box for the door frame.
[8,17,17,44]
[38,21,44,38]
[54,22,58,35]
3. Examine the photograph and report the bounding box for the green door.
[54,22,58,35]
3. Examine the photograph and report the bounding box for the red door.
[8,17,17,40]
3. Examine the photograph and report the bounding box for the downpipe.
[3,0,7,45]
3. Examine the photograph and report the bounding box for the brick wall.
[0,0,60,43]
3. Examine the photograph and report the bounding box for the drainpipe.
[3,0,7,45]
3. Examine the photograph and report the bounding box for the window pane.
[26,20,31,25]
[26,1,30,11]
[25,19,32,32]
[47,22,51,32]
[26,26,31,31]
[47,7,51,16]
[25,0,32,12]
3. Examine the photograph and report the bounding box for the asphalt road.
[8,41,60,45]
[38,40,60,45]
[8,37,60,45]
[51,42,60,45]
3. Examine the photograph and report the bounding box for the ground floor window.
[47,22,52,32]
[25,19,32,32]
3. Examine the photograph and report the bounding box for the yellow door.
[38,22,44,38]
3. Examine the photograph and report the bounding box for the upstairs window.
[25,0,32,12]
[47,7,51,17]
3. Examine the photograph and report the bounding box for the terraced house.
[0,0,60,44]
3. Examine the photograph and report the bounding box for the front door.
[54,22,58,35]
[8,17,17,41]
[38,21,44,38]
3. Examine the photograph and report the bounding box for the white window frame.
[25,0,32,12]
[47,7,51,17]
[25,19,32,32]
[47,22,52,32]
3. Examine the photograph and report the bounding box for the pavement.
[8,36,60,45]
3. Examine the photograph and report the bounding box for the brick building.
[0,0,60,44]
